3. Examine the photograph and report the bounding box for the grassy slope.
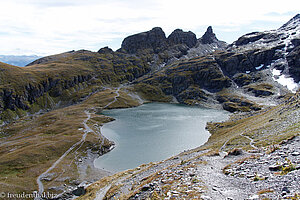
[0,87,141,194]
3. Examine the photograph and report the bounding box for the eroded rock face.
[167,29,197,48]
[121,27,168,54]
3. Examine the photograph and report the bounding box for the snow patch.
[255,64,264,70]
[272,69,299,93]
[272,69,281,76]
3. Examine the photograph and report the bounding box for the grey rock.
[269,164,282,171]
[282,186,290,193]
[72,186,86,196]
[200,26,218,44]
[121,27,167,54]
[141,184,151,191]
[291,151,300,156]
[201,195,212,200]
[168,29,197,48]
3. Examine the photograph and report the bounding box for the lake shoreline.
[94,102,229,172]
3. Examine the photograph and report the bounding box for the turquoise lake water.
[94,103,228,172]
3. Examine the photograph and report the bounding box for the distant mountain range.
[0,55,40,67]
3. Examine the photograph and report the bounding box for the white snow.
[272,69,281,76]
[272,69,299,93]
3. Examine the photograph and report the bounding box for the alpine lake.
[94,103,229,172]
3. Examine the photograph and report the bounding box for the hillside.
[0,49,150,123]
[0,14,299,199]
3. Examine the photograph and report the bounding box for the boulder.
[72,186,86,196]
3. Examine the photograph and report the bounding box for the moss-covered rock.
[245,83,274,97]
[134,83,172,102]
[217,92,262,112]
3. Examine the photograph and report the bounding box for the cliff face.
[120,27,198,54]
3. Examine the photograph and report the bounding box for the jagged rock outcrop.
[167,29,197,48]
[186,26,228,58]
[120,27,168,54]
[200,26,218,44]
[120,27,198,55]
[120,26,228,70]
[234,32,268,46]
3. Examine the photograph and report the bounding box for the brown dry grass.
[0,87,140,194]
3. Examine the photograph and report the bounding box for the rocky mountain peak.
[120,27,167,54]
[279,13,300,31]
[167,29,197,48]
[200,26,218,44]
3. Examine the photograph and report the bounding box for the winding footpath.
[35,87,121,199]
[219,130,258,152]
[241,133,258,149]
[36,111,91,199]
[103,87,121,109]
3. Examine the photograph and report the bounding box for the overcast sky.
[0,0,299,56]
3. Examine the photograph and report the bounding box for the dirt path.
[103,87,121,109]
[241,133,258,149]
[95,184,111,200]
[36,111,92,198]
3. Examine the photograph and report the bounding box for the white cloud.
[0,0,299,55]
